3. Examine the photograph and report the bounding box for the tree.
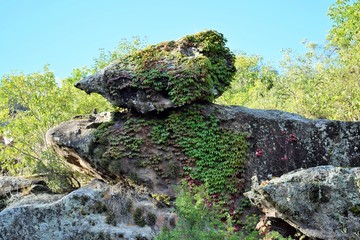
[218,0,360,121]
[216,54,277,108]
[0,38,144,191]
[328,0,360,50]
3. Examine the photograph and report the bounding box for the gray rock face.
[0,176,47,196]
[46,112,114,181]
[0,176,51,211]
[0,180,176,240]
[216,105,360,181]
[75,30,235,113]
[245,166,360,240]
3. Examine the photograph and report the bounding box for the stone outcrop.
[47,103,360,195]
[0,179,176,240]
[0,176,52,211]
[46,112,113,181]
[12,30,360,239]
[75,30,235,113]
[45,102,360,239]
[245,166,360,240]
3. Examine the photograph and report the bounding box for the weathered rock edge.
[0,176,52,211]
[245,166,360,240]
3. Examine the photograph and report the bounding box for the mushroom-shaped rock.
[75,30,235,113]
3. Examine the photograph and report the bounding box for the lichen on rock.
[75,30,236,113]
[245,166,360,239]
[0,179,176,240]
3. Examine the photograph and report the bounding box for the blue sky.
[0,0,334,79]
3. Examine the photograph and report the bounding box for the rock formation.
[75,30,235,113]
[0,179,176,240]
[47,103,360,193]
[1,30,360,239]
[0,176,52,211]
[245,166,360,239]
[45,101,360,239]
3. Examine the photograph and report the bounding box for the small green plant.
[129,172,140,184]
[350,205,360,216]
[108,160,124,175]
[147,212,157,226]
[156,184,261,240]
[166,161,180,179]
[151,193,170,207]
[265,231,294,240]
[134,208,146,227]
[0,198,7,211]
[92,201,107,214]
[105,210,117,226]
[150,125,169,145]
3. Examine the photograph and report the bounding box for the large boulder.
[46,103,360,196]
[0,179,176,240]
[75,30,235,113]
[245,166,360,240]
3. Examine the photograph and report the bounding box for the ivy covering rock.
[2,30,359,239]
[46,101,360,238]
[75,30,236,113]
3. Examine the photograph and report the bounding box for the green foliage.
[134,208,146,227]
[217,54,277,108]
[93,37,147,72]
[150,124,169,145]
[328,0,360,49]
[108,30,235,107]
[218,45,360,121]
[105,210,117,226]
[0,38,141,190]
[218,1,360,121]
[264,231,294,240]
[156,184,261,240]
[34,150,82,193]
[350,205,360,215]
[92,104,247,196]
[162,105,247,195]
[156,184,293,239]
[182,31,236,94]
[0,66,103,191]
[146,212,157,226]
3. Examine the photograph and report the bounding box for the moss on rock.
[75,30,236,113]
[90,104,247,196]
